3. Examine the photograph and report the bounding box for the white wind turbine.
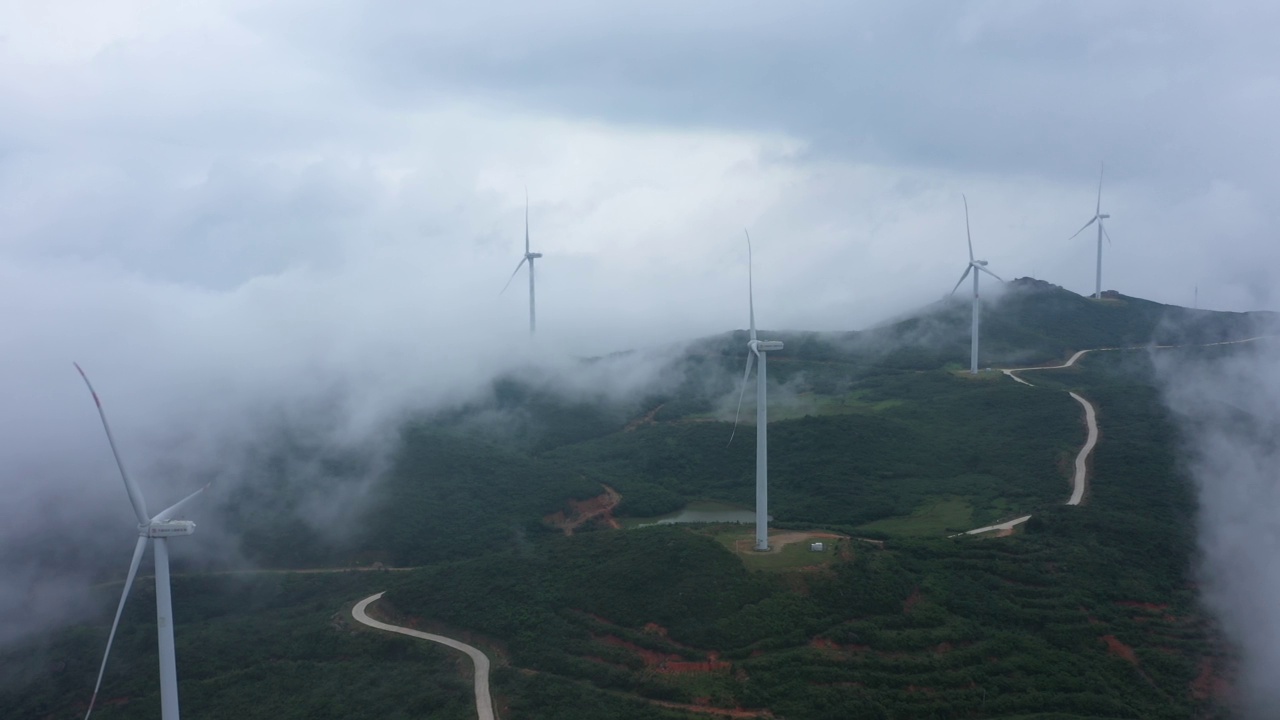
[1067,162,1111,299]
[728,231,783,552]
[500,191,544,335]
[77,364,206,720]
[949,196,1005,374]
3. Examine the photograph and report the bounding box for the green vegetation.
[0,573,477,720]
[4,282,1268,718]
[859,496,977,536]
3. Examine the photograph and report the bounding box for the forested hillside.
[2,282,1271,719]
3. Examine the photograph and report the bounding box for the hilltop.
[2,282,1273,719]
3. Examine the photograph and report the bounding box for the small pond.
[632,500,771,527]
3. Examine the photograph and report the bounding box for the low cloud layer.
[1156,332,1280,716]
[4,0,1280,656]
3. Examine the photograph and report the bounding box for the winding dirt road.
[1066,392,1096,506]
[352,592,495,720]
[961,336,1273,536]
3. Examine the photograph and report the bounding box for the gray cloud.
[1,0,1278,651]
[257,2,1280,187]
[1156,333,1280,717]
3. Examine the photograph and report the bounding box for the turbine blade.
[499,257,528,295]
[524,187,530,255]
[727,352,757,446]
[744,230,756,341]
[950,265,973,296]
[1102,223,1113,246]
[84,535,148,720]
[1096,161,1104,216]
[1067,215,1097,241]
[153,483,209,523]
[74,364,148,525]
[978,265,1005,282]
[963,194,974,262]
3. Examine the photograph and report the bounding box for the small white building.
[809,542,826,552]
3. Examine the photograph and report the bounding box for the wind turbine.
[728,231,783,551]
[77,364,206,720]
[1067,162,1111,299]
[500,190,544,335]
[949,196,1005,374]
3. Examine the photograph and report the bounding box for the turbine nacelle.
[1098,214,1110,219]
[526,252,543,260]
[973,260,989,267]
[750,340,784,353]
[143,521,196,538]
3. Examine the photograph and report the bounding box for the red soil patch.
[545,485,621,535]
[596,635,730,674]
[642,622,669,637]
[663,658,732,674]
[933,642,953,655]
[1191,657,1232,701]
[809,637,840,650]
[902,588,923,613]
[1101,635,1138,664]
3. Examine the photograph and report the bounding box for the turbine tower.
[501,190,543,335]
[949,196,1005,374]
[77,364,205,720]
[1067,162,1111,299]
[729,231,783,551]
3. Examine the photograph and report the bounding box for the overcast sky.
[3,0,1279,642]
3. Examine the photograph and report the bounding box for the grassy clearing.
[711,529,846,571]
[856,496,975,537]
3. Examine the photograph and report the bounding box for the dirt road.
[351,592,495,720]
[952,515,1032,538]
[963,336,1270,536]
[1066,391,1096,506]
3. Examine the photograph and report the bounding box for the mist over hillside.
[1156,332,1280,717]
[3,281,1270,653]
[4,275,1280,718]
